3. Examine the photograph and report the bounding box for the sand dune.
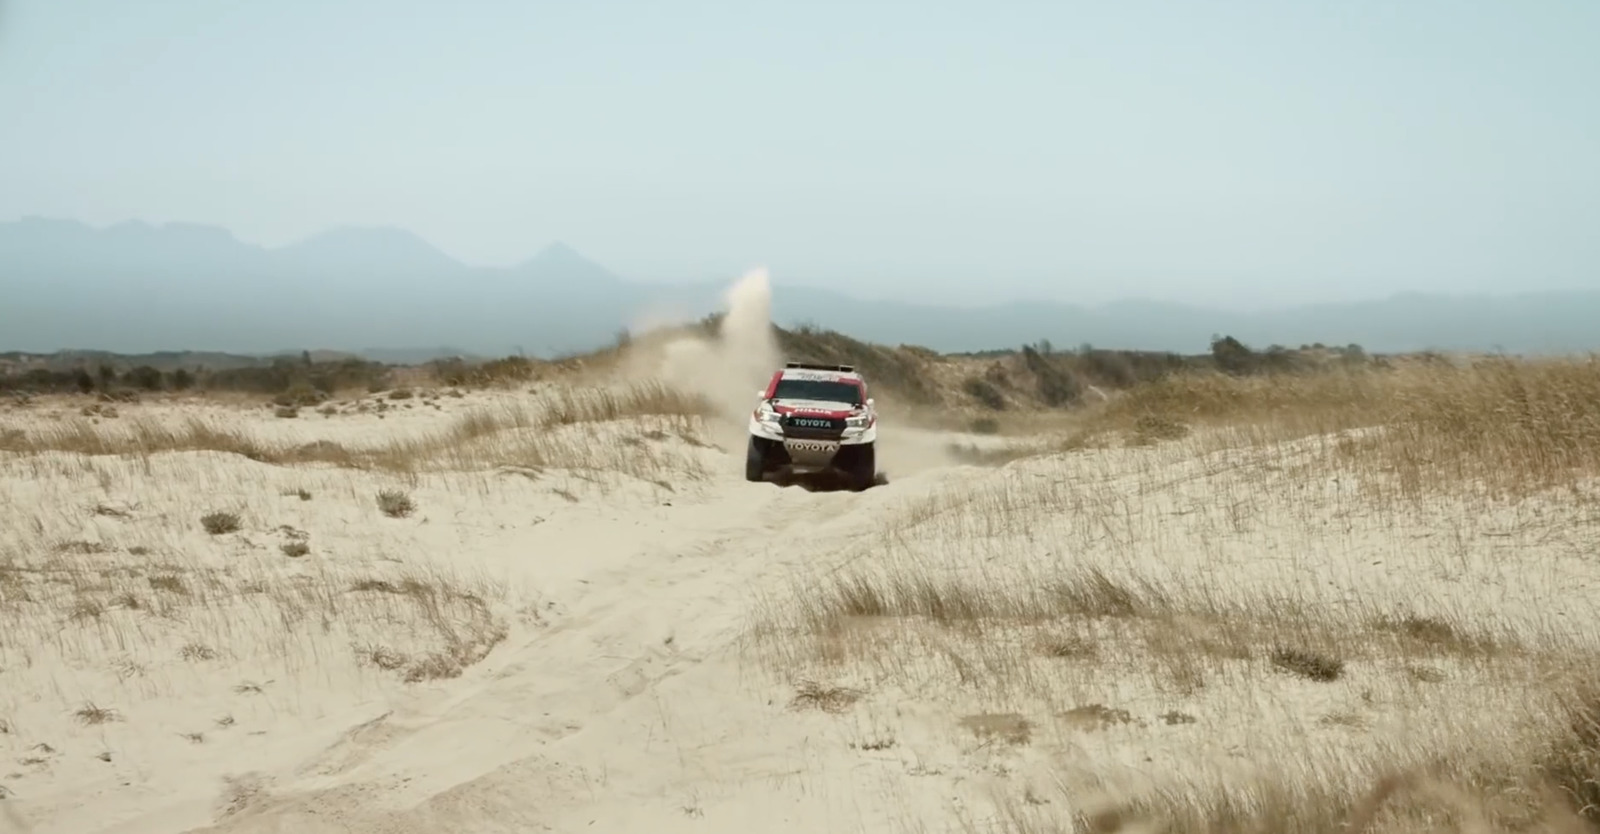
[5,279,1600,833]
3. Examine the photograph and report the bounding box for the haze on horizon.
[1,0,1597,311]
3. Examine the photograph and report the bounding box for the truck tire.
[745,437,767,482]
[845,443,876,491]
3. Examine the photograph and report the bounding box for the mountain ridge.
[2,216,1597,359]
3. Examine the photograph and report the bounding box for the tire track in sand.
[174,457,956,834]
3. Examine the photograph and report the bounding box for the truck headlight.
[846,414,869,429]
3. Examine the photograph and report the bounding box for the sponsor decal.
[772,403,856,419]
[784,440,839,453]
[789,416,833,428]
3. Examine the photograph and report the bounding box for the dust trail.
[641,268,780,442]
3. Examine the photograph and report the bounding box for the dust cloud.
[643,268,781,441]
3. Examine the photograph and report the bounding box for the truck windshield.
[772,378,862,404]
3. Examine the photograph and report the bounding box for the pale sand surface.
[3,385,1597,834]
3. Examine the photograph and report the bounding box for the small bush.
[280,541,310,558]
[1021,345,1083,407]
[1131,413,1190,443]
[180,643,217,661]
[272,382,326,408]
[377,490,415,518]
[1270,647,1344,682]
[74,702,121,725]
[200,511,241,535]
[148,575,187,594]
[962,377,1007,410]
[790,679,865,713]
[274,406,299,419]
[429,356,540,388]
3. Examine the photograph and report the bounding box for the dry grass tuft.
[147,574,187,594]
[1078,355,1600,500]
[343,572,508,683]
[1130,413,1189,444]
[1537,684,1600,829]
[791,564,1172,632]
[790,679,865,713]
[959,712,1034,745]
[1268,646,1345,682]
[199,511,241,535]
[539,382,713,428]
[179,642,216,661]
[74,702,121,725]
[376,489,415,518]
[355,644,410,672]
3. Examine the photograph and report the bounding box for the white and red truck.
[746,362,878,489]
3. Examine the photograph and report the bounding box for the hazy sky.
[2,0,1596,309]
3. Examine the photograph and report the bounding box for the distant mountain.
[275,226,465,275]
[1,216,1597,358]
[0,217,630,357]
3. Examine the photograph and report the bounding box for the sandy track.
[56,434,971,834]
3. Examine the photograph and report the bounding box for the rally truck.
[746,362,878,490]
